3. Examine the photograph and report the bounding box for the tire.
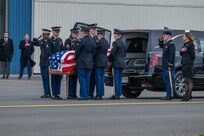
[174,71,185,98]
[122,87,142,98]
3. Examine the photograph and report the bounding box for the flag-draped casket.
[48,49,111,74]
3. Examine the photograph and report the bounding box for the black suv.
[105,29,204,98]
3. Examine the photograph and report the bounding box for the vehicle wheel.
[174,71,185,98]
[122,87,142,98]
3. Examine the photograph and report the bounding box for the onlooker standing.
[0,32,14,79]
[94,29,109,100]
[159,31,176,100]
[109,29,127,100]
[180,32,195,101]
[18,34,35,80]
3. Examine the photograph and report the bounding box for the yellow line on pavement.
[0,101,204,108]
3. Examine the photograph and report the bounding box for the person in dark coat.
[18,34,35,79]
[94,29,109,100]
[109,29,127,99]
[75,26,95,100]
[180,32,195,101]
[159,31,176,100]
[88,23,98,99]
[0,32,14,79]
[50,26,64,100]
[64,28,80,99]
[32,29,52,98]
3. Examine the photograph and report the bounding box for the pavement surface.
[0,75,204,136]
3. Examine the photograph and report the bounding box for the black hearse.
[105,29,204,98]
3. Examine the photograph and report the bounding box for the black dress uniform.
[0,37,14,79]
[88,23,98,99]
[75,26,95,100]
[18,40,35,79]
[110,29,127,99]
[32,29,52,98]
[94,29,109,100]
[50,26,64,100]
[64,28,79,99]
[159,31,175,100]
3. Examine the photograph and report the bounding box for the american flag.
[49,49,111,73]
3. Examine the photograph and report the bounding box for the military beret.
[88,23,97,28]
[114,29,122,35]
[162,31,172,36]
[51,26,61,32]
[81,26,90,32]
[70,28,79,34]
[42,28,51,34]
[97,29,105,35]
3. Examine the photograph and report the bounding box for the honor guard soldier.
[94,29,109,100]
[109,29,127,99]
[0,32,14,79]
[64,28,80,99]
[88,23,98,99]
[50,26,64,100]
[75,26,95,100]
[159,31,175,100]
[32,29,52,98]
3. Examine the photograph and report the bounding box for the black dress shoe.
[6,75,9,79]
[18,76,22,79]
[161,96,173,100]
[40,94,51,98]
[115,96,120,100]
[28,76,31,80]
[52,95,62,100]
[88,95,94,100]
[184,95,192,101]
[78,97,88,100]
[94,96,100,100]
[109,95,116,100]
[2,76,5,79]
[99,96,103,100]
[181,95,188,101]
[67,96,78,99]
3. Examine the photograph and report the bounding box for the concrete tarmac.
[0,76,204,136]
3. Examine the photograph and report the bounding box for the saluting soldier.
[109,29,127,99]
[159,31,175,100]
[88,23,98,99]
[64,28,80,99]
[32,29,52,98]
[75,26,95,100]
[50,26,64,100]
[94,29,109,100]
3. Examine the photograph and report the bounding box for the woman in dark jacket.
[180,32,195,101]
